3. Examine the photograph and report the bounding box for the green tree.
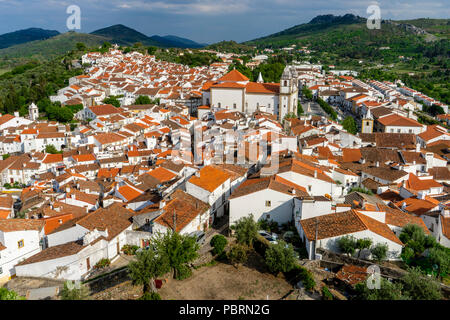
[401,267,442,300]
[356,238,373,258]
[342,116,358,134]
[370,243,388,262]
[154,230,199,280]
[59,281,90,300]
[45,144,61,154]
[128,248,170,294]
[297,101,304,115]
[354,278,407,300]
[102,96,120,108]
[134,95,152,105]
[147,46,157,55]
[264,240,296,273]
[428,246,450,279]
[76,42,87,52]
[232,214,258,247]
[0,287,25,300]
[227,244,248,267]
[210,234,228,255]
[337,236,357,256]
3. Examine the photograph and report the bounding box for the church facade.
[202,66,299,120]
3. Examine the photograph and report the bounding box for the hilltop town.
[0,45,449,301]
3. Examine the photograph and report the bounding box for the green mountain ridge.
[90,24,205,48]
[0,27,60,49]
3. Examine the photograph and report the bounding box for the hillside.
[91,24,160,47]
[91,24,205,48]
[0,27,60,49]
[0,32,109,63]
[205,40,254,53]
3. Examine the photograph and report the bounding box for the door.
[86,257,90,270]
[117,242,120,255]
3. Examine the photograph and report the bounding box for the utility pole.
[314,217,319,259]
[173,209,176,232]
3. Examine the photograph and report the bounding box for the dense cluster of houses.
[0,53,449,285]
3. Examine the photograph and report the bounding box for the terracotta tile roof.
[118,184,143,202]
[147,167,177,183]
[218,69,249,82]
[229,176,308,199]
[378,114,423,127]
[154,190,209,233]
[404,173,442,191]
[300,209,402,245]
[336,264,368,286]
[76,203,133,240]
[0,219,44,232]
[394,197,438,216]
[342,148,362,162]
[188,166,232,192]
[89,104,121,116]
[42,154,63,164]
[245,82,280,94]
[377,204,429,233]
[16,241,86,266]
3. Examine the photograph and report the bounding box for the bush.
[322,286,333,300]
[174,264,192,280]
[232,215,258,247]
[227,244,248,266]
[0,288,25,300]
[285,264,316,291]
[122,244,139,255]
[371,243,388,262]
[337,236,357,256]
[265,240,296,273]
[94,258,110,269]
[60,281,90,300]
[210,234,227,255]
[139,292,161,300]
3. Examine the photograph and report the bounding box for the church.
[201,66,299,120]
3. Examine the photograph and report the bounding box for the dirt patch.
[91,251,295,300]
[159,252,294,300]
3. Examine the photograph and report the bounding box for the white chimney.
[416,143,420,153]
[195,171,200,178]
[159,200,166,208]
[376,161,380,167]
[314,170,317,178]
[401,202,407,210]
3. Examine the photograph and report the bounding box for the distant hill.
[245,14,449,47]
[160,35,207,48]
[0,32,110,61]
[0,27,60,49]
[90,24,205,48]
[205,40,254,53]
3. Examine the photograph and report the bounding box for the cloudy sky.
[0,0,448,43]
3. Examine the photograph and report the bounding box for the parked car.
[258,230,278,244]
[190,230,206,245]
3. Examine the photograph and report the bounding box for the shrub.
[210,234,228,255]
[371,243,388,262]
[337,236,357,256]
[285,264,316,291]
[139,292,161,300]
[94,258,110,269]
[227,244,248,266]
[60,281,90,300]
[0,288,25,300]
[174,264,192,280]
[122,244,139,255]
[232,215,258,247]
[322,286,333,300]
[265,241,296,273]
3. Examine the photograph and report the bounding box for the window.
[397,129,401,133]
[409,129,412,133]
[267,214,271,219]
[145,218,150,225]
[58,219,63,224]
[265,200,271,207]
[18,240,24,249]
[390,129,394,133]
[308,185,312,192]
[233,103,236,109]
[218,103,221,108]
[0,266,2,274]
